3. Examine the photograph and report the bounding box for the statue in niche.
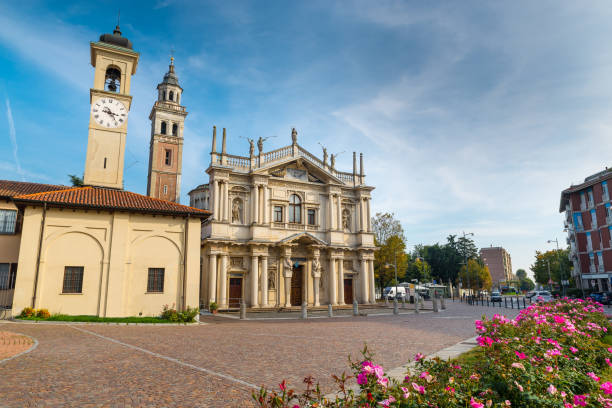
[268,274,276,290]
[291,127,298,144]
[232,198,242,223]
[318,143,328,166]
[342,208,351,230]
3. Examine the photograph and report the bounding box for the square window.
[308,209,316,225]
[147,268,165,293]
[165,149,172,166]
[0,209,17,234]
[274,206,283,222]
[62,266,84,293]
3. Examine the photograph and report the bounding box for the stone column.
[208,254,217,303]
[222,182,229,222]
[219,254,228,308]
[328,194,334,230]
[366,199,371,232]
[368,259,376,304]
[338,258,345,305]
[328,256,337,305]
[253,185,259,224]
[261,256,268,307]
[312,273,321,307]
[360,258,369,303]
[263,186,269,224]
[336,194,342,230]
[250,255,259,308]
[213,180,219,220]
[358,199,363,232]
[283,261,292,308]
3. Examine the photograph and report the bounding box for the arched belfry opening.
[104,66,121,93]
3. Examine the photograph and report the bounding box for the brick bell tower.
[146,57,187,202]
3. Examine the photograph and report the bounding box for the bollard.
[301,302,307,319]
[240,301,246,320]
[328,303,333,317]
[415,294,420,314]
[432,295,439,312]
[419,295,424,307]
[385,295,389,307]
[402,296,406,309]
[504,297,507,308]
[353,300,359,316]
[441,295,446,310]
[393,299,399,315]
[523,297,526,309]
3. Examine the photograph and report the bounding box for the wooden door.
[344,278,353,304]
[291,266,303,306]
[229,278,242,308]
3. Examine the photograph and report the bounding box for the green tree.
[519,277,535,291]
[372,213,407,290]
[68,174,84,187]
[458,259,492,292]
[516,269,527,280]
[405,257,431,282]
[530,249,571,286]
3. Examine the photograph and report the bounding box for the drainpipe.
[32,203,47,308]
[182,214,190,311]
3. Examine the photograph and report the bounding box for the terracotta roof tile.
[13,186,210,218]
[0,180,70,198]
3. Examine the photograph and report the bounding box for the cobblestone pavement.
[0,331,35,360]
[0,302,519,407]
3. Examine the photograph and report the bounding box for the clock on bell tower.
[83,24,140,189]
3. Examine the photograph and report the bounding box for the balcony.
[598,264,605,273]
[590,265,596,274]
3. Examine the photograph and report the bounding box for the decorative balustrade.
[153,101,186,113]
[297,145,326,169]
[262,146,292,164]
[225,154,251,169]
[334,171,355,183]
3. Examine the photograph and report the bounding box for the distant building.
[480,246,513,287]
[559,167,612,291]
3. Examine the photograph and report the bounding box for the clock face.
[91,97,128,129]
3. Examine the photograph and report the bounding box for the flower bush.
[160,304,198,322]
[254,298,612,407]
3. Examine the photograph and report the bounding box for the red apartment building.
[559,168,612,291]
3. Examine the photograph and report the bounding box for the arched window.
[172,123,178,136]
[169,90,174,101]
[160,121,167,135]
[163,90,167,101]
[104,66,121,93]
[289,194,301,223]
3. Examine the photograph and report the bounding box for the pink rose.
[470,397,484,408]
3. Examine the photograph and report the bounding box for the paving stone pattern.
[0,302,519,407]
[0,331,34,360]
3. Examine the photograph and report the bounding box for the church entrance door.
[291,266,303,306]
[344,278,353,304]
[229,278,242,308]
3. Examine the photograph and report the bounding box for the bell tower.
[146,57,188,203]
[83,24,139,189]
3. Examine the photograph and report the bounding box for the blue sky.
[1,1,612,276]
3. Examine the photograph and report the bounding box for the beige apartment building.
[0,25,209,318]
[480,246,513,288]
[189,128,377,309]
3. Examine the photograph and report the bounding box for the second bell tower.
[146,58,188,203]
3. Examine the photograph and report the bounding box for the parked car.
[526,291,537,299]
[490,291,502,303]
[588,292,610,305]
[383,286,407,300]
[533,291,552,302]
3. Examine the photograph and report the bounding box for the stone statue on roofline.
[318,142,328,166]
[257,136,275,153]
[291,127,298,144]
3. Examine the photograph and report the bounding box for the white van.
[383,286,408,300]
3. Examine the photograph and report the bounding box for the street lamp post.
[546,260,552,292]
[385,251,398,307]
[547,238,564,296]
[462,231,474,301]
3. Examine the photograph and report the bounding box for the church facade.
[189,129,376,309]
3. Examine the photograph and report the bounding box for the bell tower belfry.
[146,58,188,203]
[84,25,139,189]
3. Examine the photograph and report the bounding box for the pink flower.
[545,366,553,373]
[373,365,384,379]
[279,380,287,392]
[514,381,523,392]
[401,386,410,399]
[477,336,494,347]
[411,382,425,394]
[419,371,429,379]
[414,353,425,362]
[445,385,455,394]
[608,347,612,353]
[547,384,557,394]
[357,372,368,385]
[574,395,588,406]
[601,382,612,395]
[470,397,484,408]
[569,346,578,353]
[377,376,389,388]
[511,362,525,370]
[606,358,612,367]
[515,351,527,360]
[379,396,396,407]
[587,372,600,382]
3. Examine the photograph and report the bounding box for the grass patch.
[16,314,176,323]
[602,334,612,346]
[453,347,485,366]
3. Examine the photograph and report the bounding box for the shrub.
[209,301,218,312]
[36,309,50,319]
[255,298,612,407]
[161,304,198,323]
[19,307,35,318]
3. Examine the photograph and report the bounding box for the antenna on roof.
[114,10,122,35]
